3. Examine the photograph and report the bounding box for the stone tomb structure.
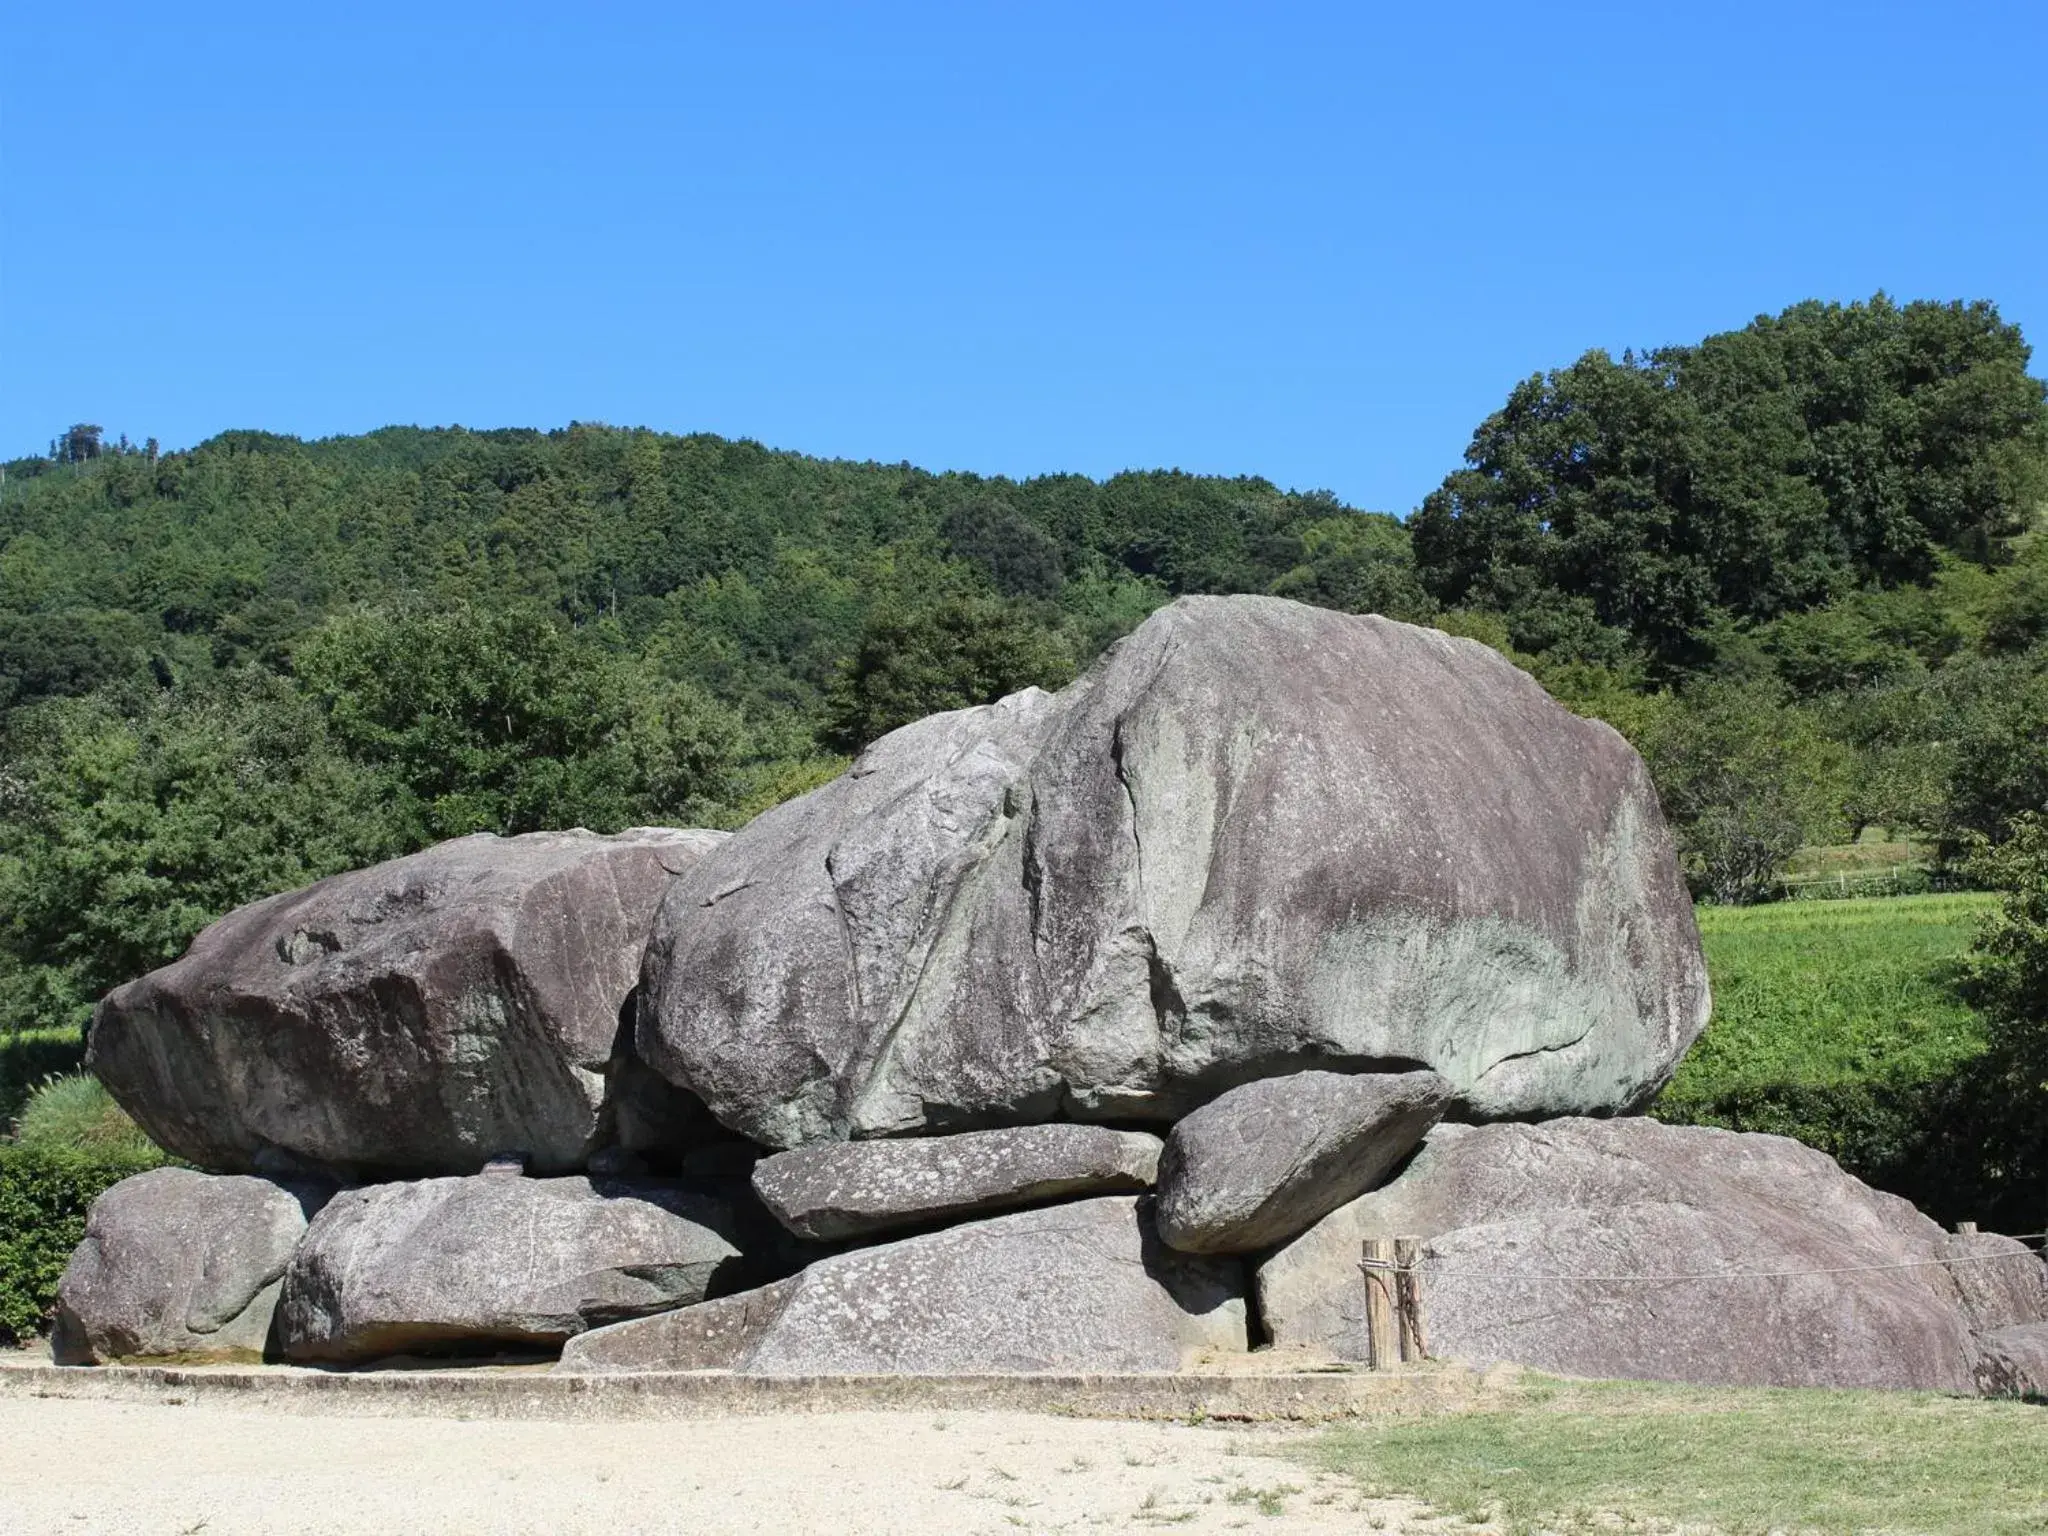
[57,598,2048,1389]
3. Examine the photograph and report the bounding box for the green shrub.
[0,1143,165,1343]
[14,1074,161,1157]
[0,1028,87,1124]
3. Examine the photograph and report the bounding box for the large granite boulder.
[92,828,725,1179]
[752,1124,1163,1241]
[1258,1118,1985,1392]
[278,1174,742,1363]
[559,1196,1245,1374]
[1154,1069,1450,1254]
[639,596,1708,1149]
[51,1168,311,1365]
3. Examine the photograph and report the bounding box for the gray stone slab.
[638,595,1708,1150]
[751,1124,1162,1241]
[561,1196,1245,1374]
[1258,1117,1986,1392]
[92,827,725,1179]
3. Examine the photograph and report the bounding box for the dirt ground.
[0,1395,1470,1535]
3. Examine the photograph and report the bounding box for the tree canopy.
[1410,296,2048,670]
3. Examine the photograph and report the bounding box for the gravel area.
[0,1396,1454,1534]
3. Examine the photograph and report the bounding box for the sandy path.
[0,1397,1455,1535]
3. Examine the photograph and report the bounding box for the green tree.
[0,672,397,1033]
[942,495,1065,600]
[1637,682,1851,903]
[0,611,156,710]
[1268,513,1434,621]
[1411,296,2048,668]
[296,603,745,841]
[1938,659,2048,851]
[821,595,1077,752]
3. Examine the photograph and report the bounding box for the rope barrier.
[1357,1235,2048,1285]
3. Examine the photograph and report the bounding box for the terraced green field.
[1655,892,1999,1223]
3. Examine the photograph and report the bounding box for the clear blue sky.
[5,2,2043,512]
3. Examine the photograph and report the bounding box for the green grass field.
[1653,891,2003,1224]
[1300,1376,2048,1535]
[1665,892,1996,1103]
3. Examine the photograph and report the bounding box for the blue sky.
[5,2,2043,512]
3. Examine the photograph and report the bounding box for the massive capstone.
[752,1124,1163,1242]
[91,828,725,1179]
[1256,1118,2008,1392]
[639,596,1709,1149]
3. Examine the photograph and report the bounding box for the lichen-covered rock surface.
[52,1168,312,1365]
[752,1124,1162,1241]
[91,828,726,1179]
[1153,1069,1450,1254]
[277,1174,742,1363]
[639,596,1708,1149]
[559,1196,1245,1374]
[1257,1118,1990,1392]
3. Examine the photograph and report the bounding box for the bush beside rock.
[0,1145,167,1344]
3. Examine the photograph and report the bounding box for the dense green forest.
[4,292,2047,1225]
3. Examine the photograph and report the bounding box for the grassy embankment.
[1298,1375,2048,1536]
[1653,892,1998,1222]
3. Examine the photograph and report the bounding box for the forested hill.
[0,422,1424,750]
[3,292,2047,1040]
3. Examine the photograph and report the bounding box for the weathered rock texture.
[559,1196,1245,1374]
[1974,1324,2048,1397]
[1154,1069,1450,1254]
[278,1175,742,1363]
[639,596,1708,1149]
[92,828,725,1178]
[1934,1230,2048,1333]
[752,1124,1163,1241]
[52,1169,310,1365]
[1258,1118,1990,1392]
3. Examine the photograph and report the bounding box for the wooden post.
[1395,1235,1429,1363]
[1360,1237,1397,1370]
[1958,1220,1979,1236]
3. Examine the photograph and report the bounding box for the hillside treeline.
[3,292,2046,1048]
